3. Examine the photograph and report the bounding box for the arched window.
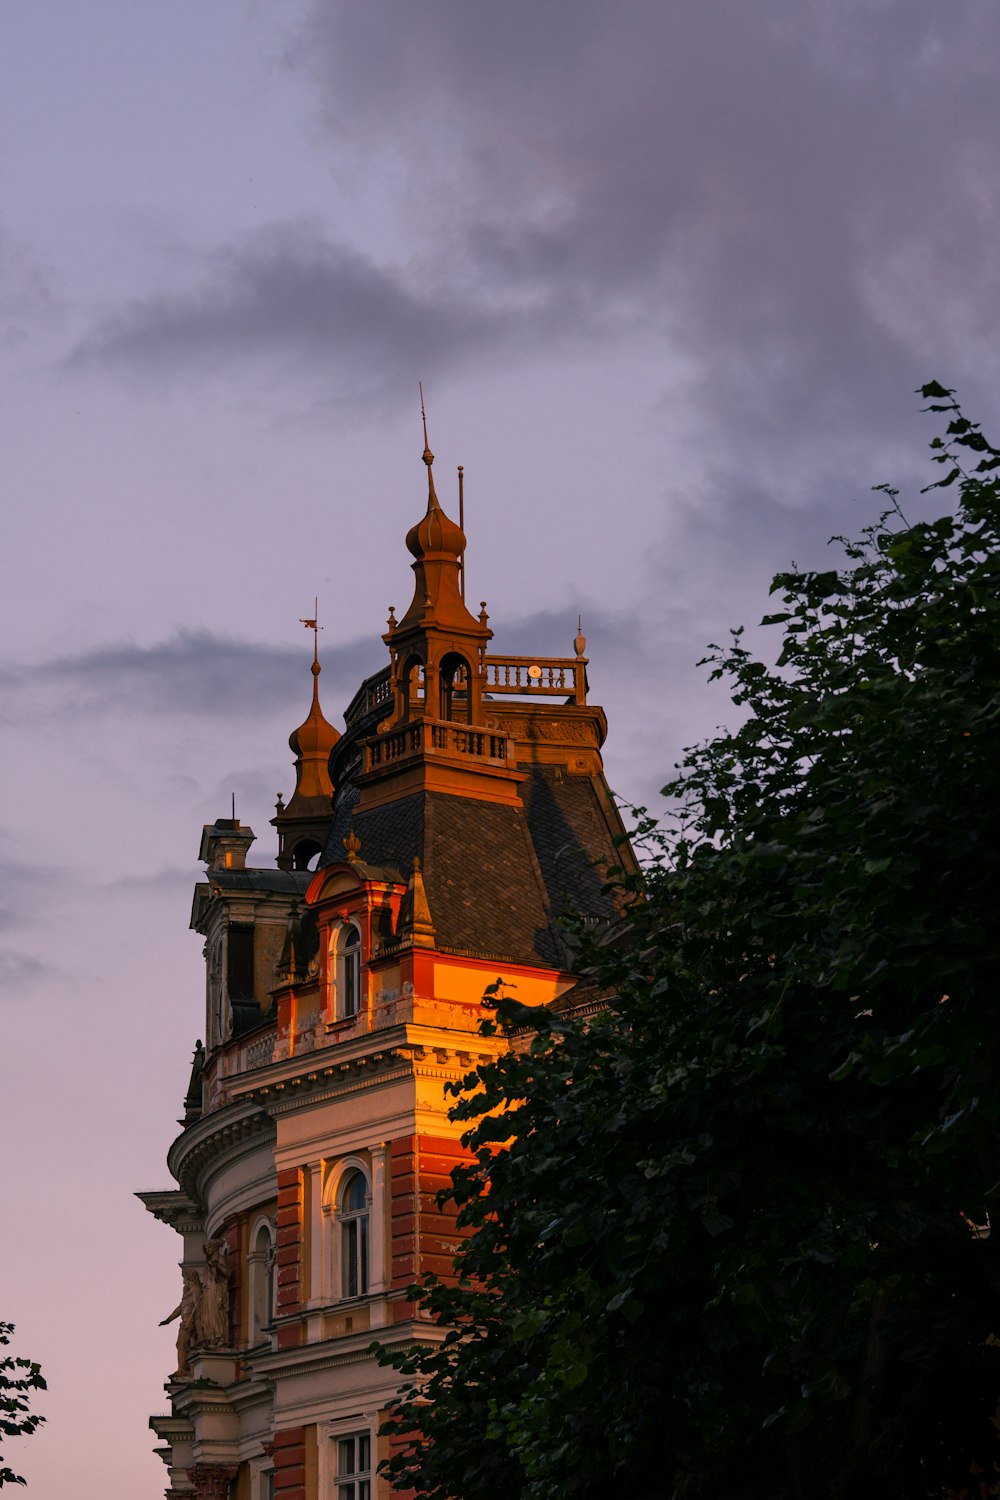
[329,923,362,1020]
[248,1220,276,1344]
[291,838,322,872]
[439,653,470,723]
[340,1169,370,1299]
[401,654,425,719]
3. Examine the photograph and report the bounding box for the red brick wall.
[390,1134,474,1321]
[390,1135,418,1294]
[276,1166,303,1347]
[272,1425,306,1499]
[415,1136,473,1282]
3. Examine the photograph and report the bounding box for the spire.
[396,856,436,948]
[398,389,477,633]
[288,606,339,780]
[272,609,340,871]
[420,380,440,511]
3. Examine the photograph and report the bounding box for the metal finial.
[419,381,433,464]
[418,381,439,507]
[231,792,236,821]
[457,465,466,600]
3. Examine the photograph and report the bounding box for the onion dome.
[288,654,339,775]
[405,439,466,561]
[273,633,340,871]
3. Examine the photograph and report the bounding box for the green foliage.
[377,387,1000,1500]
[0,1325,45,1489]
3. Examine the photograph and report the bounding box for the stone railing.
[363,716,510,774]
[344,667,392,728]
[484,654,587,705]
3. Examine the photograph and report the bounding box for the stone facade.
[138,441,635,1500]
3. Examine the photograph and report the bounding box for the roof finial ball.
[575,615,587,659]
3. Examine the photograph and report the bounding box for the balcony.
[363,715,512,774]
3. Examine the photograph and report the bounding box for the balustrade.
[344,667,392,727]
[364,716,509,772]
[484,654,586,703]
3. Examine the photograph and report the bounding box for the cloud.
[0,223,59,350]
[282,3,1000,488]
[65,5,1000,524]
[0,627,384,721]
[68,221,525,403]
[97,865,196,897]
[0,948,51,991]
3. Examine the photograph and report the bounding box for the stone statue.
[195,1238,232,1348]
[159,1266,201,1375]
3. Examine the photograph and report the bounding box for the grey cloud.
[69,5,1000,521]
[0,948,51,991]
[0,222,59,349]
[98,865,197,896]
[68,222,528,401]
[0,849,62,935]
[284,2,1000,486]
[3,627,384,721]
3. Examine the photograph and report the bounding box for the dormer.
[199,817,255,871]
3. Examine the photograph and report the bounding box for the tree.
[378,386,1000,1500]
[0,1325,45,1488]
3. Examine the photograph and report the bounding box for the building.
[138,434,635,1500]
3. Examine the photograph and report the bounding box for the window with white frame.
[329,922,362,1020]
[247,1219,276,1343]
[339,1169,370,1298]
[336,1431,371,1500]
[250,1458,274,1500]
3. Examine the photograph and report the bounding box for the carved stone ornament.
[194,1237,231,1348]
[190,1463,239,1500]
[159,1266,201,1375]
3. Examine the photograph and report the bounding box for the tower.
[273,615,339,872]
[138,434,636,1500]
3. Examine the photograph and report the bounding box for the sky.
[2,4,999,1494]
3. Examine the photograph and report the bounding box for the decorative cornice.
[246,1321,450,1385]
[231,1038,497,1113]
[136,1189,203,1233]
[167,1100,275,1202]
[240,1055,413,1114]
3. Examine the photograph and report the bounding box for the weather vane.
[300,597,322,664]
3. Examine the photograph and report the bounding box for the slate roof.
[204,870,313,895]
[319,763,626,969]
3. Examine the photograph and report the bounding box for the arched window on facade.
[329,922,362,1020]
[339,1169,370,1299]
[439,652,470,723]
[247,1220,276,1344]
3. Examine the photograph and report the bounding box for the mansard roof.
[319,762,624,969]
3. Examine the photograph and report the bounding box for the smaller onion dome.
[288,655,339,768]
